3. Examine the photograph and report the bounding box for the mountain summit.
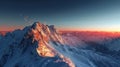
[25,22,64,57]
[0,22,74,67]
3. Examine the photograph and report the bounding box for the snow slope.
[0,22,72,67]
[0,22,120,67]
[61,31,120,67]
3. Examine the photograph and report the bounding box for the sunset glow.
[0,1,120,32]
[1,1,120,67]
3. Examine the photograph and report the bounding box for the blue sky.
[0,0,120,31]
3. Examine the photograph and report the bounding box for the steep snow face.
[0,22,74,67]
[25,22,64,57]
[27,22,55,57]
[28,22,75,67]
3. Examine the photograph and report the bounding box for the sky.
[0,0,120,32]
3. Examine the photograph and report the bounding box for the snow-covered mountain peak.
[0,22,75,67]
[23,22,62,57]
